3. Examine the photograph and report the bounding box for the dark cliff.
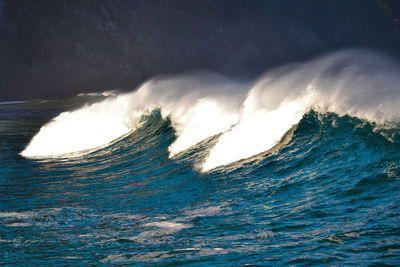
[0,0,399,100]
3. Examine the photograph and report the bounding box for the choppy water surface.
[1,50,400,265]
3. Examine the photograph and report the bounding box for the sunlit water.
[1,50,400,265]
[1,102,400,265]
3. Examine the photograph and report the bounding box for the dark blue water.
[1,99,400,265]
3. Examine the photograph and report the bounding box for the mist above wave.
[21,49,400,171]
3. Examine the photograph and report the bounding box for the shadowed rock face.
[0,0,399,100]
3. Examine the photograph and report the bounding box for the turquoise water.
[1,103,400,265]
[1,50,400,265]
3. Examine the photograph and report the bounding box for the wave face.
[2,49,400,265]
[1,103,400,265]
[21,50,400,171]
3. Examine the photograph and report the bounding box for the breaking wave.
[20,49,400,171]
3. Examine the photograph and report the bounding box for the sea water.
[1,49,400,265]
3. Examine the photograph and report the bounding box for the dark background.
[0,0,399,101]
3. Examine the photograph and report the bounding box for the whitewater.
[2,49,400,265]
[21,49,400,171]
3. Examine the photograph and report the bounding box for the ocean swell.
[21,49,400,171]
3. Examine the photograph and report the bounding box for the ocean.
[1,49,400,265]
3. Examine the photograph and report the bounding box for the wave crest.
[21,49,400,171]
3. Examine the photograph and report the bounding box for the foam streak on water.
[1,49,400,264]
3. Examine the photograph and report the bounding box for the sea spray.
[21,49,400,171]
[20,95,133,157]
[203,50,400,170]
[21,72,247,158]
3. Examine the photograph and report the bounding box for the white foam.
[202,92,314,171]
[184,205,222,218]
[21,72,246,158]
[6,222,32,227]
[77,90,117,97]
[0,211,35,219]
[21,95,134,157]
[168,98,239,157]
[21,50,400,170]
[144,221,191,230]
[203,49,400,170]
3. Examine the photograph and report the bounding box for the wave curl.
[21,49,400,171]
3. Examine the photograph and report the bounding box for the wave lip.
[202,96,312,171]
[20,95,133,157]
[21,49,400,171]
[21,72,247,159]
